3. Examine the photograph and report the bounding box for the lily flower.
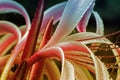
[0,0,120,80]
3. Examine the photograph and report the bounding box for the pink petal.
[0,21,21,42]
[0,54,10,67]
[29,17,53,80]
[0,0,31,32]
[28,46,64,66]
[0,26,26,56]
[77,2,95,32]
[44,0,95,48]
[0,34,16,56]
[57,41,89,53]
[40,2,66,34]
[0,32,26,80]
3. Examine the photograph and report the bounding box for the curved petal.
[0,0,31,32]
[79,44,112,80]
[62,32,103,42]
[69,57,95,74]
[44,59,60,80]
[89,49,111,80]
[77,2,95,32]
[0,26,26,56]
[29,17,53,80]
[0,21,21,56]
[0,38,27,80]
[65,51,93,66]
[62,32,120,57]
[93,11,104,35]
[0,21,21,42]
[44,0,95,48]
[73,63,93,80]
[60,60,75,80]
[28,46,65,80]
[0,1,31,79]
[40,2,66,34]
[28,46,64,67]
[0,0,31,45]
[1,37,27,80]
[0,34,17,56]
[0,54,10,67]
[56,41,89,53]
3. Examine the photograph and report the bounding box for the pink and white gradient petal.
[44,0,95,49]
[77,2,95,32]
[40,2,66,34]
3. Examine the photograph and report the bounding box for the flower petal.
[0,3,31,75]
[0,34,27,80]
[93,11,104,35]
[0,54,10,67]
[0,26,26,56]
[0,26,26,80]
[60,60,75,80]
[91,52,111,80]
[85,45,112,80]
[57,41,89,53]
[0,0,31,32]
[28,46,64,67]
[28,17,53,80]
[65,51,93,66]
[38,17,53,50]
[73,63,93,80]
[62,32,102,42]
[77,2,95,32]
[0,34,16,56]
[44,59,60,80]
[40,2,66,34]
[28,46,65,80]
[0,21,21,42]
[44,0,95,48]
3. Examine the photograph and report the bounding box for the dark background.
[0,0,120,42]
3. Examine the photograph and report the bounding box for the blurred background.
[0,0,120,42]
